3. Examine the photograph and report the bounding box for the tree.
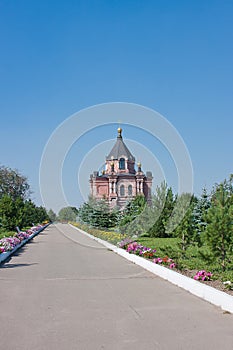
[0,196,49,230]
[193,187,210,240]
[0,165,49,231]
[33,206,49,224]
[119,195,146,229]
[58,206,78,222]
[0,195,21,230]
[203,176,233,271]
[78,202,93,224]
[78,197,118,229]
[18,199,38,227]
[118,194,147,235]
[48,209,57,222]
[148,183,175,238]
[0,166,30,200]
[173,195,197,252]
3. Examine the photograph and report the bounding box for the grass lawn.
[70,223,233,290]
[138,237,233,283]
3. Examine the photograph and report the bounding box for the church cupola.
[89,128,153,208]
[106,128,135,175]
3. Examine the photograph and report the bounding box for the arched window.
[120,185,125,196]
[128,185,132,196]
[119,158,125,170]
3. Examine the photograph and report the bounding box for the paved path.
[0,224,233,350]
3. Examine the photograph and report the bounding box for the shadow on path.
[0,262,38,269]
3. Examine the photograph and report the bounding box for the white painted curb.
[70,224,233,314]
[0,224,49,264]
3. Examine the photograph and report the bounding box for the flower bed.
[70,223,233,313]
[0,224,48,263]
[70,224,233,296]
[117,238,233,296]
[71,222,127,245]
[119,240,177,271]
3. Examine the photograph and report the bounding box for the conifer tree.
[193,187,210,242]
[165,193,196,252]
[204,176,233,271]
[148,183,175,238]
[48,209,57,222]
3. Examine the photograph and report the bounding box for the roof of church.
[106,128,135,161]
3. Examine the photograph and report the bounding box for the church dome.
[106,128,135,161]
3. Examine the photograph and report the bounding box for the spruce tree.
[193,187,210,243]
[204,176,233,271]
[148,183,175,238]
[173,196,196,252]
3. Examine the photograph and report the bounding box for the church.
[89,128,153,208]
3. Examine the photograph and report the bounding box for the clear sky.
[0,0,232,212]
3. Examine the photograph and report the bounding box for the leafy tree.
[0,166,30,200]
[0,195,21,230]
[0,196,49,230]
[0,166,49,231]
[18,199,37,227]
[48,209,57,222]
[58,206,78,222]
[203,176,233,271]
[33,206,49,224]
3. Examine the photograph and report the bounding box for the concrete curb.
[70,224,233,314]
[0,224,50,264]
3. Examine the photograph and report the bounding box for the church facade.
[89,128,153,208]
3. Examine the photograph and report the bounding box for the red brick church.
[89,128,153,208]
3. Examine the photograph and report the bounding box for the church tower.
[89,128,153,208]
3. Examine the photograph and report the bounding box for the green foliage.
[0,195,49,231]
[0,165,30,200]
[32,205,49,224]
[169,194,197,253]
[137,236,233,282]
[0,228,16,239]
[193,187,210,238]
[0,165,49,231]
[0,195,22,230]
[78,197,118,229]
[18,200,49,227]
[47,209,57,222]
[203,176,233,271]
[71,222,126,245]
[148,183,175,238]
[58,206,78,222]
[118,194,146,234]
[138,237,180,258]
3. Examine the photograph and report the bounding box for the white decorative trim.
[70,224,233,314]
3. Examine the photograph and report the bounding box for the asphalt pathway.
[0,224,233,350]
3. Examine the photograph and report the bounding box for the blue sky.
[0,0,233,211]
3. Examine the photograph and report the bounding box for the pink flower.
[126,242,138,253]
[193,270,212,281]
[153,257,163,264]
[169,263,176,269]
[0,246,5,253]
